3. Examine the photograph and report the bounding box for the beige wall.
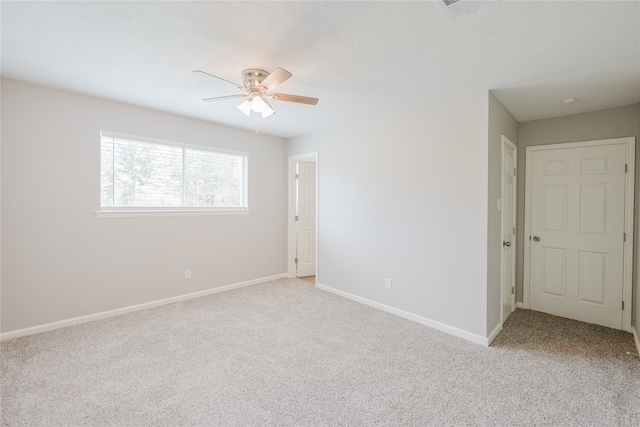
[516,104,640,333]
[1,78,288,333]
[5,75,635,343]
[288,92,491,341]
[487,92,519,335]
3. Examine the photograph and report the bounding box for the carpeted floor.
[1,278,639,426]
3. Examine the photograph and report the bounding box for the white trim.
[516,302,524,309]
[287,152,319,279]
[316,283,490,346]
[632,327,640,355]
[622,139,635,331]
[523,137,635,331]
[0,273,287,341]
[523,145,532,309]
[96,209,250,218]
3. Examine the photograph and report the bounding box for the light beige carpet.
[2,278,639,426]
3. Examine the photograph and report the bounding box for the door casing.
[523,137,635,331]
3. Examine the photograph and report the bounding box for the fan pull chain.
[254,111,260,134]
[253,112,267,134]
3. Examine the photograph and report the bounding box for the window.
[100,131,248,211]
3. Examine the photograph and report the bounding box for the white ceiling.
[1,1,638,139]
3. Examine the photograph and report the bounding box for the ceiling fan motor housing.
[242,69,269,90]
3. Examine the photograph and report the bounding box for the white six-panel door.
[296,160,316,277]
[502,137,517,324]
[528,142,628,329]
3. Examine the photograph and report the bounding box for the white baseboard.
[516,302,524,309]
[0,273,288,341]
[487,322,503,345]
[316,283,490,346]
[632,327,640,355]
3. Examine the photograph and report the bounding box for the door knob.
[532,236,541,242]
[503,241,511,247]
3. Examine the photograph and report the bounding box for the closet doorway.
[288,153,318,283]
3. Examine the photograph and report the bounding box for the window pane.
[113,138,183,207]
[184,148,245,207]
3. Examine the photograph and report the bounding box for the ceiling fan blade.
[192,70,242,88]
[203,94,247,102]
[269,93,319,105]
[260,67,292,91]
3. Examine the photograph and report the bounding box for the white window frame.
[97,131,249,217]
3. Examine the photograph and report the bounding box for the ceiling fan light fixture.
[251,95,266,113]
[237,99,252,116]
[261,99,275,118]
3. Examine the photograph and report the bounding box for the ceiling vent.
[437,0,496,20]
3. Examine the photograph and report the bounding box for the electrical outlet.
[385,279,392,290]
[184,269,191,279]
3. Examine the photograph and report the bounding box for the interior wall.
[487,92,519,334]
[288,92,490,338]
[1,78,288,333]
[516,104,640,333]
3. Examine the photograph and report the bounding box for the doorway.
[288,153,318,283]
[523,137,635,331]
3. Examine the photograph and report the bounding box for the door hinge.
[511,286,515,295]
[295,173,299,179]
[624,232,627,242]
[622,301,625,310]
[295,258,298,264]
[512,227,516,235]
[625,164,628,173]
[514,167,517,176]
[295,215,299,221]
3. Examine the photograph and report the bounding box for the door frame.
[523,137,635,331]
[287,152,319,281]
[501,136,517,324]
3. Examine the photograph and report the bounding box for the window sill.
[95,209,250,218]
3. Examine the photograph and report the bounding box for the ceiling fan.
[193,67,319,118]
